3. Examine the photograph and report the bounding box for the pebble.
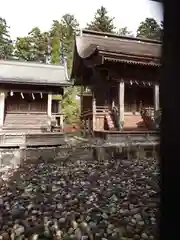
[141,232,149,239]
[0,142,159,239]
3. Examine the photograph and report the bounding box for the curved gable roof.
[71,29,162,80]
[76,30,161,59]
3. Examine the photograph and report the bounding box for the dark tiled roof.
[75,29,161,62]
[0,60,71,86]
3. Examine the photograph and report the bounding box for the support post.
[47,94,52,128]
[58,100,63,129]
[58,100,61,113]
[80,85,84,135]
[48,94,52,117]
[118,80,125,129]
[60,114,63,130]
[80,85,83,114]
[0,91,5,130]
[92,92,96,131]
[154,83,160,111]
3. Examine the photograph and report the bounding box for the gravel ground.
[0,146,159,240]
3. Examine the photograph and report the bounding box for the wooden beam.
[0,84,64,94]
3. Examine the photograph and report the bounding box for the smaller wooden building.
[71,30,161,141]
[0,60,71,147]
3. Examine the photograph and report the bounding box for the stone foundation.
[0,147,71,171]
[93,145,159,161]
[0,145,159,175]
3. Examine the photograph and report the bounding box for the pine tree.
[117,27,134,37]
[51,35,60,64]
[0,17,13,59]
[86,6,115,33]
[136,18,162,40]
[50,20,62,64]
[15,28,49,62]
[50,14,80,124]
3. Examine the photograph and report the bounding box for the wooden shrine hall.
[0,60,71,147]
[71,30,161,141]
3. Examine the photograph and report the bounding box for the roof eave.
[99,51,161,67]
[0,78,72,87]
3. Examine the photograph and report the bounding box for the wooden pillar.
[57,100,61,113]
[92,92,96,131]
[118,80,125,128]
[60,115,63,129]
[48,94,52,117]
[80,85,83,114]
[58,100,63,129]
[154,83,160,111]
[0,91,5,130]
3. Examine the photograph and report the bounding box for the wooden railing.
[140,107,161,130]
[81,105,161,132]
[51,113,64,132]
[154,109,161,126]
[124,104,154,113]
[81,106,110,117]
[81,106,118,132]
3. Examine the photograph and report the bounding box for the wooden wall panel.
[5,93,48,113]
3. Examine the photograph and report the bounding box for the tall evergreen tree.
[59,14,80,124]
[86,6,115,33]
[136,18,162,40]
[0,17,13,59]
[117,27,134,37]
[50,20,62,64]
[51,35,60,64]
[50,14,79,67]
[14,36,32,61]
[15,28,49,62]
[28,28,49,62]
[50,14,80,124]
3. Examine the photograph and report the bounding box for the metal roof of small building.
[0,60,71,87]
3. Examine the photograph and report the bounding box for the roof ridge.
[81,29,162,45]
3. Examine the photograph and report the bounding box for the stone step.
[5,120,47,124]
[124,115,144,128]
[3,113,49,130]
